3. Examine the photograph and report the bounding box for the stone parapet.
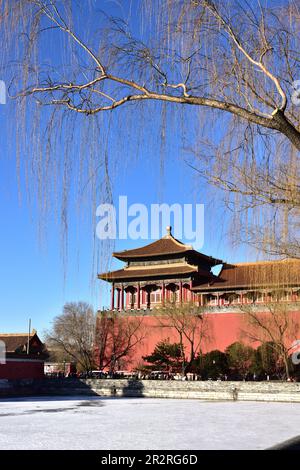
[1,378,300,402]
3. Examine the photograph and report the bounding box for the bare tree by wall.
[45,302,96,373]
[95,311,146,374]
[240,301,300,380]
[1,1,299,260]
[155,301,211,375]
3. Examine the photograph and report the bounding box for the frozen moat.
[0,396,299,450]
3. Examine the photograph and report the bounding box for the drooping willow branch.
[11,0,300,151]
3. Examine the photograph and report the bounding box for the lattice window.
[150,289,162,303]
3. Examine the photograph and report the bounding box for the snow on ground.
[0,396,299,450]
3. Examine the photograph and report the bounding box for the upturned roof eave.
[98,267,199,282]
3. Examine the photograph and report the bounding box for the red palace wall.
[0,359,45,380]
[122,310,300,370]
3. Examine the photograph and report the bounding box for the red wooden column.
[117,288,120,311]
[189,280,193,302]
[162,282,165,305]
[111,283,115,310]
[147,289,151,309]
[137,283,141,309]
[121,284,124,311]
[179,281,183,303]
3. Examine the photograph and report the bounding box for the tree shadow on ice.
[0,378,100,400]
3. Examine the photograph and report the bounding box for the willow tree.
[1,0,300,258]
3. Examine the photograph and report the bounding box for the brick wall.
[0,359,44,380]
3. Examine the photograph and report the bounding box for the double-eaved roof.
[99,228,300,290]
[99,228,222,283]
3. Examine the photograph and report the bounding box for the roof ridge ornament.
[166,226,172,237]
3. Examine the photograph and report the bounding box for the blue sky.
[0,1,255,336]
[0,101,248,336]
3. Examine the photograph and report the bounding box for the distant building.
[98,227,300,370]
[0,330,48,379]
[44,362,76,377]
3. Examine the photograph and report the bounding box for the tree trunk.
[272,110,300,151]
[283,352,290,380]
[179,333,186,377]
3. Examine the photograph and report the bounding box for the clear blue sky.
[0,1,254,336]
